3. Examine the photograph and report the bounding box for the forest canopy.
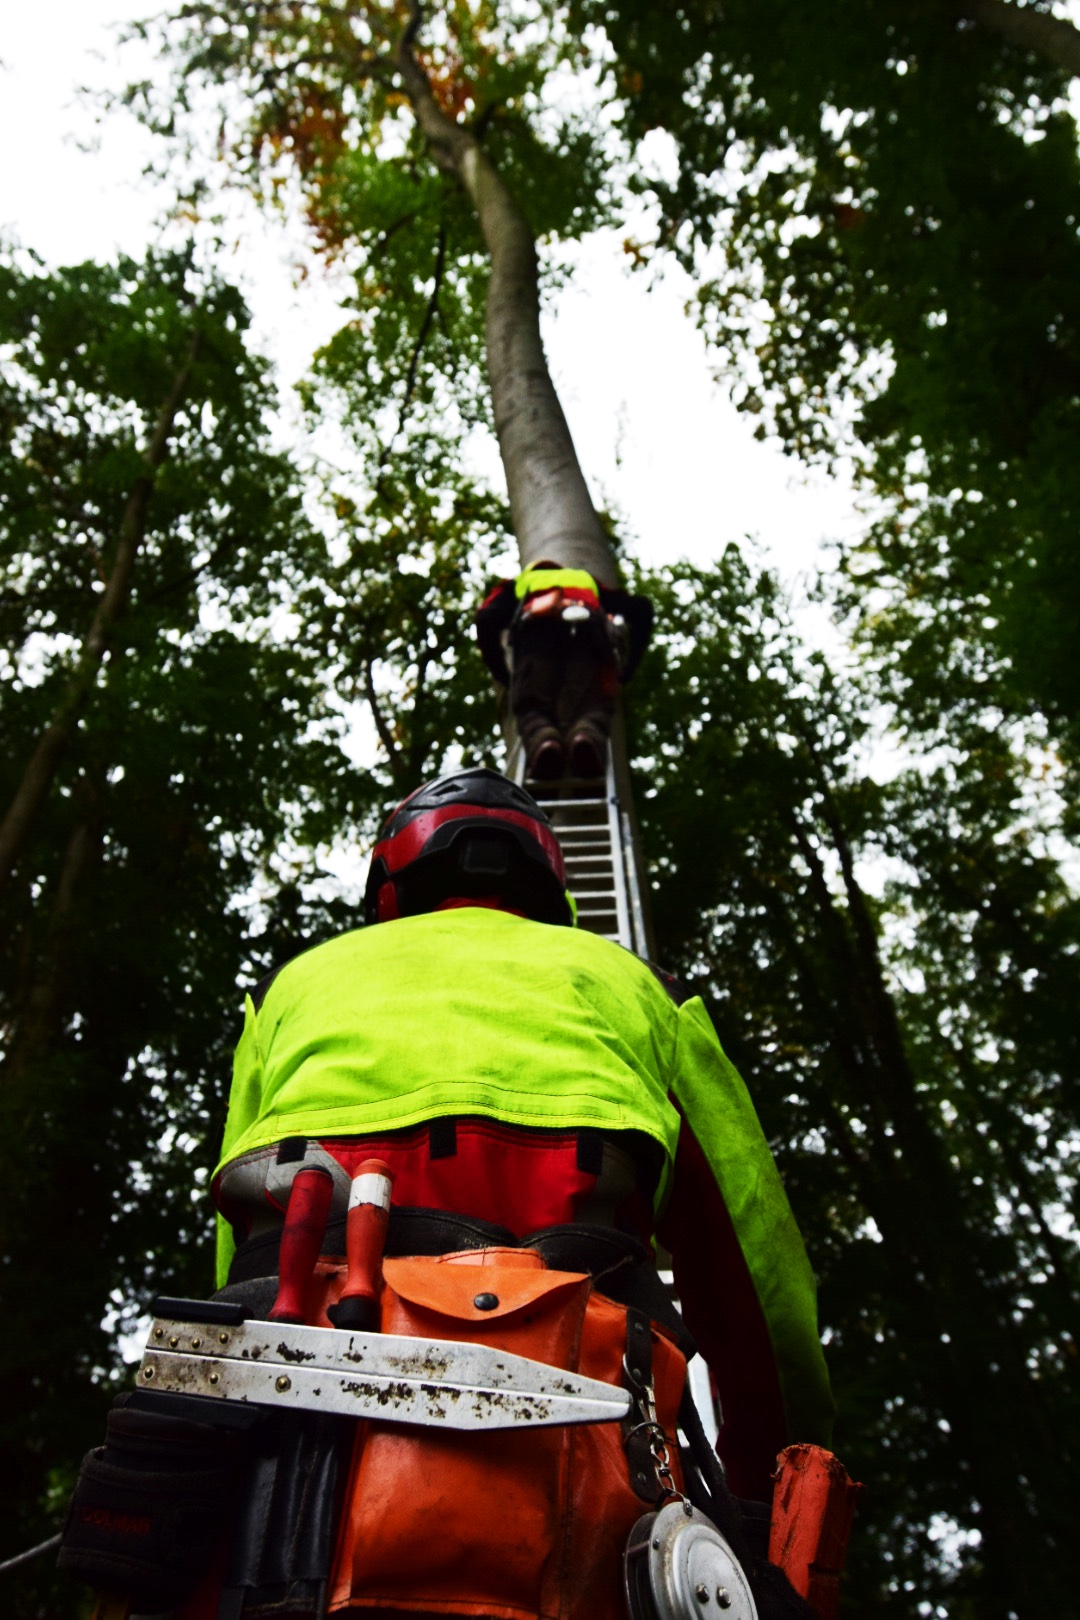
[1,4,1078,1617]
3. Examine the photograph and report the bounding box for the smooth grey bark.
[961,0,1080,76]
[0,334,200,898]
[393,6,618,584]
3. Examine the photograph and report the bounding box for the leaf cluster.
[571,0,1080,756]
[0,241,499,1608]
[625,547,1080,1613]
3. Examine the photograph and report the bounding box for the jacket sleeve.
[474,579,516,685]
[213,994,265,1288]
[598,588,654,680]
[658,996,835,1500]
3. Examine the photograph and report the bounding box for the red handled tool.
[328,1159,395,1332]
[268,1164,335,1324]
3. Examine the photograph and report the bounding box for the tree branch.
[363,659,402,769]
[375,221,448,502]
[0,331,201,897]
[960,0,1080,77]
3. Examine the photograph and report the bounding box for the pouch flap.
[422,1245,545,1270]
[383,1255,588,1324]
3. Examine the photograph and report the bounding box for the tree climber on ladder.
[59,767,854,1620]
[475,561,654,779]
[211,770,836,1602]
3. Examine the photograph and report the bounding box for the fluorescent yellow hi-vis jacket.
[513,565,601,604]
[215,907,834,1496]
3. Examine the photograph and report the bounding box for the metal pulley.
[624,1502,758,1620]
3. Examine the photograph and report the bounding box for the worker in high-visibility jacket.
[212,768,835,1505]
[475,560,653,779]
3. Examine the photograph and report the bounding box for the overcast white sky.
[0,3,865,607]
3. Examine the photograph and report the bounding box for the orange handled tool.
[328,1159,395,1332]
[769,1444,862,1620]
[268,1164,335,1324]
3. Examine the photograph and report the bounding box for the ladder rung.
[531,790,609,801]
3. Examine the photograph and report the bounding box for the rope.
[0,1531,62,1576]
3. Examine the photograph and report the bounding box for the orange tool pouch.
[312,1245,687,1620]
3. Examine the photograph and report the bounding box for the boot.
[527,731,566,781]
[568,727,605,779]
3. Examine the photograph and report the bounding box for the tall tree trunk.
[959,0,1080,76]
[0,333,200,898]
[393,4,616,583]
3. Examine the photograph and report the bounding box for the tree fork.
[0,332,201,899]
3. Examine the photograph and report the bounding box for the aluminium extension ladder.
[506,730,718,1440]
[508,730,649,956]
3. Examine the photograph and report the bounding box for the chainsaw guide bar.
[138,1314,633,1431]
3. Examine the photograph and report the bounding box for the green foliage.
[0,242,327,1599]
[309,148,494,439]
[14,5,1079,1616]
[573,0,1080,758]
[0,242,501,1612]
[295,390,512,793]
[626,548,1080,1615]
[136,0,613,246]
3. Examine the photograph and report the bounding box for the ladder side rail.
[604,747,633,950]
[609,705,656,960]
[621,809,649,960]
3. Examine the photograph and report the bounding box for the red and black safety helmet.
[364,768,574,928]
